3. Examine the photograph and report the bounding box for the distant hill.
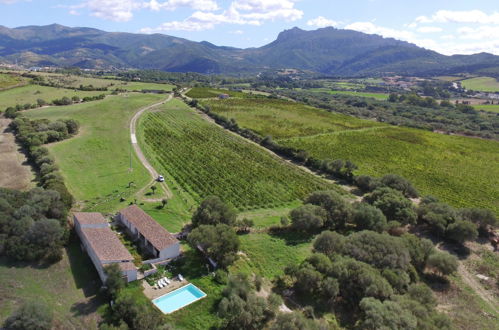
[1,24,499,76]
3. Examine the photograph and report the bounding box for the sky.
[1,0,499,55]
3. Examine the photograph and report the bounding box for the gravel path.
[130,94,173,200]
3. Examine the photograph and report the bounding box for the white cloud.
[345,21,415,41]
[457,26,499,41]
[230,30,244,34]
[307,16,339,28]
[142,0,219,12]
[141,0,303,32]
[416,26,442,33]
[415,10,499,25]
[0,0,29,3]
[72,0,140,22]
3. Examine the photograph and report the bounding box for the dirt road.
[130,94,173,200]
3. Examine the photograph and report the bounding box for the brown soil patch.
[0,118,35,190]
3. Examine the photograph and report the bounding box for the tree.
[359,297,418,330]
[218,273,280,330]
[426,252,458,276]
[330,257,394,304]
[192,196,236,227]
[401,234,435,271]
[305,190,351,229]
[290,204,327,232]
[354,175,380,192]
[150,185,157,195]
[161,199,168,209]
[270,312,321,330]
[446,220,478,244]
[352,203,387,233]
[460,208,498,230]
[364,187,417,225]
[344,231,411,270]
[188,224,240,268]
[105,263,126,299]
[4,301,53,330]
[313,230,346,257]
[380,174,418,198]
[417,202,458,235]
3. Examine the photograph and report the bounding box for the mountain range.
[1,24,499,77]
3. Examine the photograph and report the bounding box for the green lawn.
[473,104,499,113]
[0,84,109,110]
[0,238,103,329]
[231,232,313,278]
[137,99,338,210]
[461,77,499,92]
[24,93,165,211]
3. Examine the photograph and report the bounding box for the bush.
[4,301,53,330]
[305,190,351,229]
[192,196,237,227]
[426,251,458,276]
[290,204,327,232]
[313,230,345,257]
[351,202,387,232]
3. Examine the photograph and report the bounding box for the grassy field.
[0,73,26,90]
[473,104,499,113]
[231,232,313,278]
[138,99,337,210]
[205,98,499,214]
[201,98,384,139]
[0,238,103,329]
[186,87,249,99]
[435,76,463,82]
[24,93,165,211]
[34,72,174,92]
[461,77,499,92]
[0,84,108,110]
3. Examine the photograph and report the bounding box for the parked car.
[157,175,165,182]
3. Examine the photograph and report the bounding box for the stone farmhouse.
[73,212,137,283]
[116,205,180,262]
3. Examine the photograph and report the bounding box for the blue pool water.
[152,283,207,314]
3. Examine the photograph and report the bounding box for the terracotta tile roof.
[119,205,179,251]
[118,261,137,272]
[73,212,107,225]
[81,227,134,262]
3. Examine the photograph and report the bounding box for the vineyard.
[281,127,499,214]
[204,97,499,214]
[139,103,337,210]
[201,98,384,139]
[186,87,249,99]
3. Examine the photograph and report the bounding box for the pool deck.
[142,277,188,300]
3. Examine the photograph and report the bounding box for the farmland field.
[205,98,499,214]
[24,93,165,211]
[138,99,338,210]
[0,84,108,110]
[473,104,499,113]
[34,72,174,92]
[305,88,389,100]
[201,98,385,139]
[0,72,26,90]
[186,87,249,99]
[461,77,499,92]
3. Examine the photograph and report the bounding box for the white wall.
[159,242,180,260]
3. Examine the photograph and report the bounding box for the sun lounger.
[157,280,164,288]
[178,274,184,281]
[165,278,171,285]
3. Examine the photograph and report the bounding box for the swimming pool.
[152,283,207,314]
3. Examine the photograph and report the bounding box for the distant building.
[218,93,230,99]
[73,212,137,283]
[117,205,180,261]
